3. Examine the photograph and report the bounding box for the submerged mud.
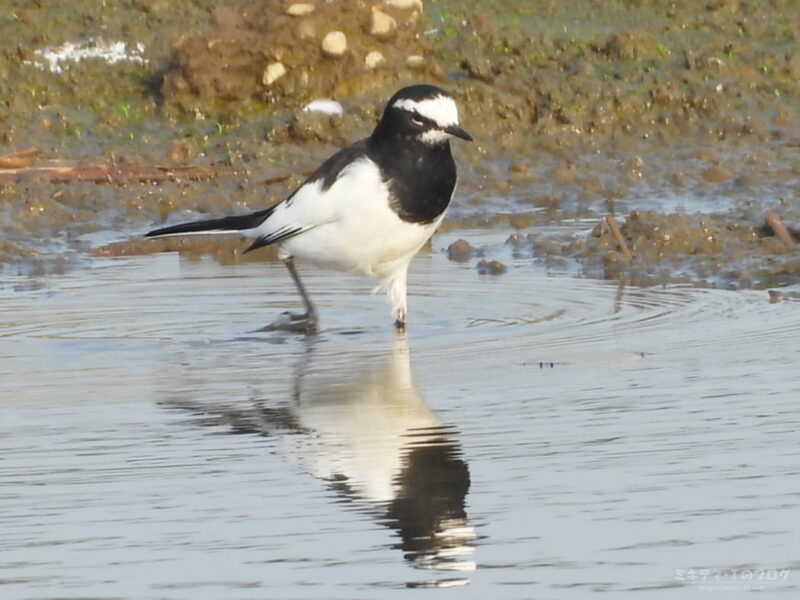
[0,0,799,290]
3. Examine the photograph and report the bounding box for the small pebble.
[262,62,286,85]
[285,3,315,16]
[384,0,423,9]
[321,31,347,57]
[370,8,397,38]
[476,259,507,275]
[406,55,424,67]
[302,99,343,115]
[364,50,384,70]
[447,239,474,262]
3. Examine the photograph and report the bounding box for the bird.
[145,84,472,332]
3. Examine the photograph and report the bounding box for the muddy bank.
[504,209,800,290]
[4,0,798,153]
[162,1,434,112]
[0,0,799,290]
[449,0,800,150]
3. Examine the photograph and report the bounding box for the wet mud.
[0,0,799,290]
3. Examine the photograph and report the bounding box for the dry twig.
[605,215,634,259]
[0,163,226,184]
[0,146,40,168]
[764,212,797,245]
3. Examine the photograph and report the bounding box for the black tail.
[145,207,274,238]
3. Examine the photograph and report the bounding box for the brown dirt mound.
[162,1,438,112]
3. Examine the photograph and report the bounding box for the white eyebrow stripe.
[392,95,459,128]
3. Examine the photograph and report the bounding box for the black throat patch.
[367,124,458,224]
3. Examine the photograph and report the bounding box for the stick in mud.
[0,146,40,168]
[0,155,315,187]
[764,212,797,245]
[0,164,225,184]
[260,166,316,186]
[605,215,634,259]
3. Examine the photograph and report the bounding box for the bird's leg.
[261,257,318,334]
[388,267,408,330]
[393,300,407,330]
[284,257,318,332]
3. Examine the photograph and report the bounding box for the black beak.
[444,124,473,142]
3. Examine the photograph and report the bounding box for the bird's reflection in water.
[162,332,475,585]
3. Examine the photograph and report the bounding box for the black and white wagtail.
[145,84,472,332]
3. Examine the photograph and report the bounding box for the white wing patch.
[258,157,439,279]
[392,95,459,128]
[245,177,332,243]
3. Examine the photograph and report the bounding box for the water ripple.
[1,251,798,598]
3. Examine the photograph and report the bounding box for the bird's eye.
[411,117,424,126]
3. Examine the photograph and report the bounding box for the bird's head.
[376,84,473,146]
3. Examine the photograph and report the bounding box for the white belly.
[281,212,441,277]
[272,156,445,278]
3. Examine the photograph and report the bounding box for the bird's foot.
[259,311,318,334]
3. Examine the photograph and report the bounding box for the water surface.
[2,246,798,598]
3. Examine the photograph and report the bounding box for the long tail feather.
[145,207,274,238]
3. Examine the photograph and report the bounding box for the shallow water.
[2,245,798,598]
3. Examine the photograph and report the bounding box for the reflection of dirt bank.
[0,1,798,289]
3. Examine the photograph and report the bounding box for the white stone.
[262,62,287,85]
[384,0,423,9]
[370,8,397,38]
[302,99,344,115]
[286,3,315,16]
[321,31,347,57]
[364,50,385,70]
[406,54,424,67]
